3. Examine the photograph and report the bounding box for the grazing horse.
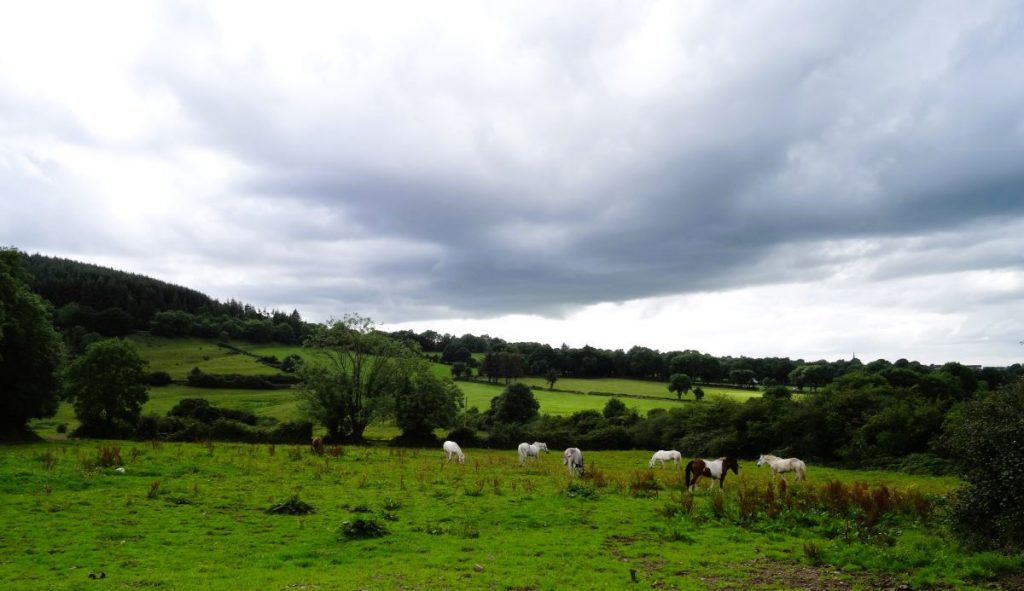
[518,442,549,465]
[563,447,584,476]
[442,440,465,464]
[648,450,682,469]
[311,437,325,456]
[684,457,739,491]
[757,454,806,481]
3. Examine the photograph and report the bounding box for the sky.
[2,1,1023,366]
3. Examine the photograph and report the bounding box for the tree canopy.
[66,338,149,437]
[298,314,418,441]
[0,248,65,438]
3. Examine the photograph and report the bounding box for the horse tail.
[684,460,694,489]
[797,462,806,481]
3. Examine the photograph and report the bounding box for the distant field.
[130,336,283,379]
[457,380,688,416]
[76,337,769,432]
[518,376,764,402]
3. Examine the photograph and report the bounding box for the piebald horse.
[757,454,806,481]
[442,440,465,464]
[518,442,549,465]
[563,447,584,476]
[684,457,739,491]
[311,437,325,455]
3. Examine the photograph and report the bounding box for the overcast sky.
[2,1,1023,366]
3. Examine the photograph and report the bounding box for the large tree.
[297,314,417,441]
[0,248,65,438]
[668,373,693,400]
[66,338,149,437]
[488,382,540,424]
[394,366,464,441]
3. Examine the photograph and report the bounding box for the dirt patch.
[995,572,1024,591]
[709,558,916,591]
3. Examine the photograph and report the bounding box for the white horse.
[518,441,549,465]
[442,440,465,464]
[757,453,806,481]
[648,450,682,469]
[563,447,584,476]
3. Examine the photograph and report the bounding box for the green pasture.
[129,336,283,379]
[117,337,762,421]
[1,441,1016,590]
[518,376,765,402]
[458,380,687,416]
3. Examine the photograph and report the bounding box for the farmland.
[14,337,1022,589]
[33,337,764,438]
[3,440,1019,590]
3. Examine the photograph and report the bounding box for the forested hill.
[21,253,310,345]
[24,254,216,323]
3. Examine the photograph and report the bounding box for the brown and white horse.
[684,456,739,491]
[311,436,325,455]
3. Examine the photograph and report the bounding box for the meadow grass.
[517,376,764,403]
[130,336,283,379]
[122,337,763,421]
[0,441,1015,590]
[458,380,690,416]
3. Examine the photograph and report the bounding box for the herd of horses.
[311,436,806,491]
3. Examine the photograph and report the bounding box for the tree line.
[23,253,313,352]
[394,328,1023,392]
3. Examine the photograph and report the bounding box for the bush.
[266,495,315,515]
[339,518,388,540]
[168,398,257,425]
[185,368,298,390]
[445,426,481,447]
[942,382,1024,552]
[144,371,173,387]
[579,426,633,450]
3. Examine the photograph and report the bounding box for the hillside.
[24,253,216,327]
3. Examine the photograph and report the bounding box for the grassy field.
[517,376,764,403]
[2,440,1018,590]
[458,380,693,416]
[114,336,760,422]
[131,336,284,379]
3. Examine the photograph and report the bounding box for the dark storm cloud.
[4,1,1023,328]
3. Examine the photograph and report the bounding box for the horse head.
[756,454,766,467]
[725,457,739,475]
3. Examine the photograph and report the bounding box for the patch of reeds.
[628,471,662,498]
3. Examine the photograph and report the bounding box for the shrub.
[266,495,315,515]
[564,481,599,499]
[445,426,481,447]
[144,371,173,387]
[942,381,1024,552]
[579,426,633,450]
[339,518,388,539]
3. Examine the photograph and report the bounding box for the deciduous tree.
[0,248,65,438]
[66,338,148,437]
[297,315,417,441]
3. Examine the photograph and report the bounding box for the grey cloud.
[4,1,1024,331]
